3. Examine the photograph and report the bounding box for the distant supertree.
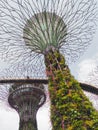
[0,68,47,130]
[0,0,98,130]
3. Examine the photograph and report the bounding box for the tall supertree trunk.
[45,49,98,130]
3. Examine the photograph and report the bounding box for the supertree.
[0,0,98,129]
[0,67,48,130]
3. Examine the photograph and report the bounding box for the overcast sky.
[70,28,98,80]
[0,0,98,130]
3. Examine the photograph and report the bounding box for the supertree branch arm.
[44,50,98,130]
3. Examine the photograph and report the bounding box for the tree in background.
[0,0,98,129]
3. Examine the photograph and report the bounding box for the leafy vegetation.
[19,121,37,130]
[45,49,98,130]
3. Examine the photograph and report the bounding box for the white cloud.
[77,55,98,110]
[78,59,97,82]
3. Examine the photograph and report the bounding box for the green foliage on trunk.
[45,50,98,130]
[19,120,37,130]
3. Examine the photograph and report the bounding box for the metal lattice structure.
[0,0,97,70]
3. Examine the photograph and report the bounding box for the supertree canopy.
[0,0,98,130]
[0,0,97,65]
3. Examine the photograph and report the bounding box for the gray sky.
[70,28,98,80]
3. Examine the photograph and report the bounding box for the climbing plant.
[45,49,98,130]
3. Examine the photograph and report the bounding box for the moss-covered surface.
[45,49,98,130]
[19,120,37,130]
